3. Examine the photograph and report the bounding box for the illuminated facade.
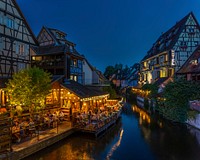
[46,78,109,117]
[139,12,200,85]
[0,0,37,106]
[32,26,84,84]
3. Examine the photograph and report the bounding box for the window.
[194,41,198,46]
[70,46,73,52]
[164,54,168,62]
[0,15,3,25]
[18,63,25,71]
[70,75,77,81]
[0,36,3,50]
[7,17,14,28]
[19,44,24,55]
[71,59,77,67]
[16,43,25,55]
[180,41,187,46]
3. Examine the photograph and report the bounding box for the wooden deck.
[76,109,122,137]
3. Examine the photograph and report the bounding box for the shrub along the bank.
[161,78,200,123]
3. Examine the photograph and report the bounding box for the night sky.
[17,0,200,72]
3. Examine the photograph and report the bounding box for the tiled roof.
[61,80,108,98]
[177,45,200,74]
[141,12,197,61]
[51,75,64,84]
[45,27,75,46]
[36,27,84,58]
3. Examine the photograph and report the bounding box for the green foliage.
[103,86,117,99]
[104,66,115,79]
[6,67,51,114]
[162,78,200,123]
[142,83,158,98]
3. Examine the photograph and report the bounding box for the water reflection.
[106,129,124,159]
[23,104,200,160]
[23,118,123,160]
[132,105,200,160]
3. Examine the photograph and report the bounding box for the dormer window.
[56,32,65,39]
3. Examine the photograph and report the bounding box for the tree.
[162,79,200,123]
[6,67,51,116]
[104,66,115,79]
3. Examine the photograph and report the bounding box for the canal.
[23,103,200,160]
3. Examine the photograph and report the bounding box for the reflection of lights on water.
[159,122,163,128]
[132,105,151,124]
[106,129,124,160]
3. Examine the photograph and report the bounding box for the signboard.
[171,50,175,66]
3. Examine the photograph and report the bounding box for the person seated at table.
[48,115,54,128]
[59,110,65,122]
[12,122,21,143]
[29,118,36,137]
[18,119,26,138]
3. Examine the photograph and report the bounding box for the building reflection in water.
[23,104,200,160]
[132,105,200,160]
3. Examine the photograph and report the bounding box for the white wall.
[82,59,93,85]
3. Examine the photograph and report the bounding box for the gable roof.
[36,26,84,58]
[12,0,38,45]
[40,26,75,46]
[141,12,199,61]
[177,45,200,74]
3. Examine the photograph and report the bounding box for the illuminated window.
[71,59,77,67]
[70,75,77,81]
[144,62,147,68]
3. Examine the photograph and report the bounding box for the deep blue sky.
[17,0,200,72]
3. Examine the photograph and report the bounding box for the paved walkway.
[12,121,72,152]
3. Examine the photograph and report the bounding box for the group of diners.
[12,117,36,143]
[11,110,65,143]
[74,104,121,130]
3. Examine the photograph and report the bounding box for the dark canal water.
[23,104,200,160]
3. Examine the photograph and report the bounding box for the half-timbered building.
[0,0,37,106]
[139,12,200,85]
[32,26,84,84]
[176,45,200,82]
